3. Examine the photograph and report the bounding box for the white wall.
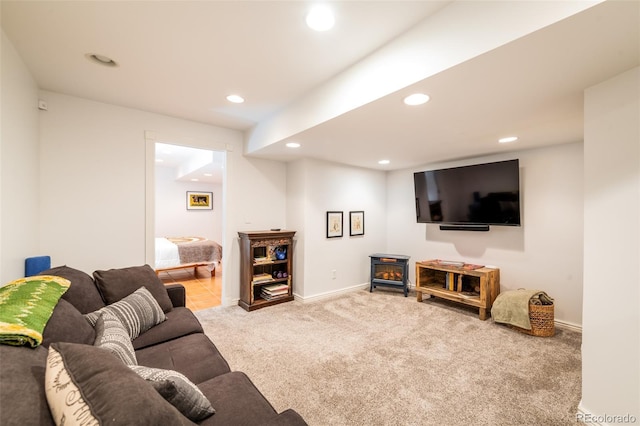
[287,158,387,300]
[581,67,639,422]
[0,30,41,283]
[37,91,287,305]
[155,165,222,243]
[386,143,584,327]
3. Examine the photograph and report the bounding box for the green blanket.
[491,289,553,330]
[0,275,70,347]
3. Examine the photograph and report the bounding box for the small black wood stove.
[369,253,410,297]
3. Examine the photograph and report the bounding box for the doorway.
[145,135,227,311]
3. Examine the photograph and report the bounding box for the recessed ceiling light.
[226,94,245,104]
[306,5,335,31]
[204,173,213,177]
[378,160,390,165]
[403,93,430,106]
[86,53,118,67]
[286,142,301,148]
[191,178,199,182]
[499,136,519,143]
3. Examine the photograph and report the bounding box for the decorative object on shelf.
[349,211,364,236]
[326,211,343,238]
[275,246,287,260]
[186,191,213,210]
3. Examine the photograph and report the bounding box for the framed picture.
[349,211,364,236]
[326,211,343,238]
[187,191,213,210]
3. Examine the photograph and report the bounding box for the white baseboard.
[294,282,369,303]
[555,319,582,333]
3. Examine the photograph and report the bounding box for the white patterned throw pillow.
[45,345,99,426]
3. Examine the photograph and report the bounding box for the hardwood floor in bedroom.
[158,265,222,311]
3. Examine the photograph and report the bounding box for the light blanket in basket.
[0,275,70,347]
[491,289,553,330]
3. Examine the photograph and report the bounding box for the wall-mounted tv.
[413,159,521,229]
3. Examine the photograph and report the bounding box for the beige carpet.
[196,289,582,426]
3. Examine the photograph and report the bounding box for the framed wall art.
[187,191,213,210]
[349,211,364,236]
[326,211,343,238]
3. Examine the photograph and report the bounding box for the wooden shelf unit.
[415,261,500,320]
[238,230,295,311]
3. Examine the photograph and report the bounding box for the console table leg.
[417,291,423,302]
[479,308,488,321]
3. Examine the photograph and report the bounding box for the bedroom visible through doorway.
[153,142,225,311]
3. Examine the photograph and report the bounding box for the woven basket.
[511,302,555,337]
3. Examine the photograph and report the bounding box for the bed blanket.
[0,275,70,347]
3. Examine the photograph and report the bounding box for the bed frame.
[155,262,216,277]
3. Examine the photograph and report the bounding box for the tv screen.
[414,159,521,226]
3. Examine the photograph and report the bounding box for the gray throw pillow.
[85,286,166,340]
[93,311,137,366]
[130,365,215,422]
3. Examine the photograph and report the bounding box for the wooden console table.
[415,261,500,320]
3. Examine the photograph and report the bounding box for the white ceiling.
[2,1,639,172]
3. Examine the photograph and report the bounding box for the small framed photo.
[349,211,364,236]
[326,211,343,238]
[187,191,213,210]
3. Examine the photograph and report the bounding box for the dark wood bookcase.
[238,230,295,311]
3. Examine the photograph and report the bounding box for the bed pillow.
[93,264,173,313]
[93,311,137,366]
[130,365,215,422]
[45,342,193,426]
[84,286,166,340]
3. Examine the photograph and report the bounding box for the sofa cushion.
[136,333,231,385]
[132,307,204,350]
[42,299,95,348]
[45,343,194,426]
[130,365,215,421]
[197,372,279,426]
[41,265,105,314]
[0,345,54,425]
[93,264,173,313]
[94,311,137,366]
[85,286,166,340]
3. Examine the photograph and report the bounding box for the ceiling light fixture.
[286,142,301,148]
[378,160,390,165]
[403,93,430,106]
[499,136,519,143]
[226,94,245,104]
[306,5,335,31]
[86,53,118,67]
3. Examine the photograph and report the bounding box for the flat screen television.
[413,159,521,228]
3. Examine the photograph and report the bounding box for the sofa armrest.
[165,283,186,308]
[261,409,308,426]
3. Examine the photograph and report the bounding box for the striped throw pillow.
[93,311,137,366]
[85,286,165,340]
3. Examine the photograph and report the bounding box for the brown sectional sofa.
[0,264,307,426]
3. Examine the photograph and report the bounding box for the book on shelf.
[252,273,274,284]
[253,257,271,264]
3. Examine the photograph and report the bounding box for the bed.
[154,236,222,276]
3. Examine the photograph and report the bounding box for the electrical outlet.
[331,269,336,279]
